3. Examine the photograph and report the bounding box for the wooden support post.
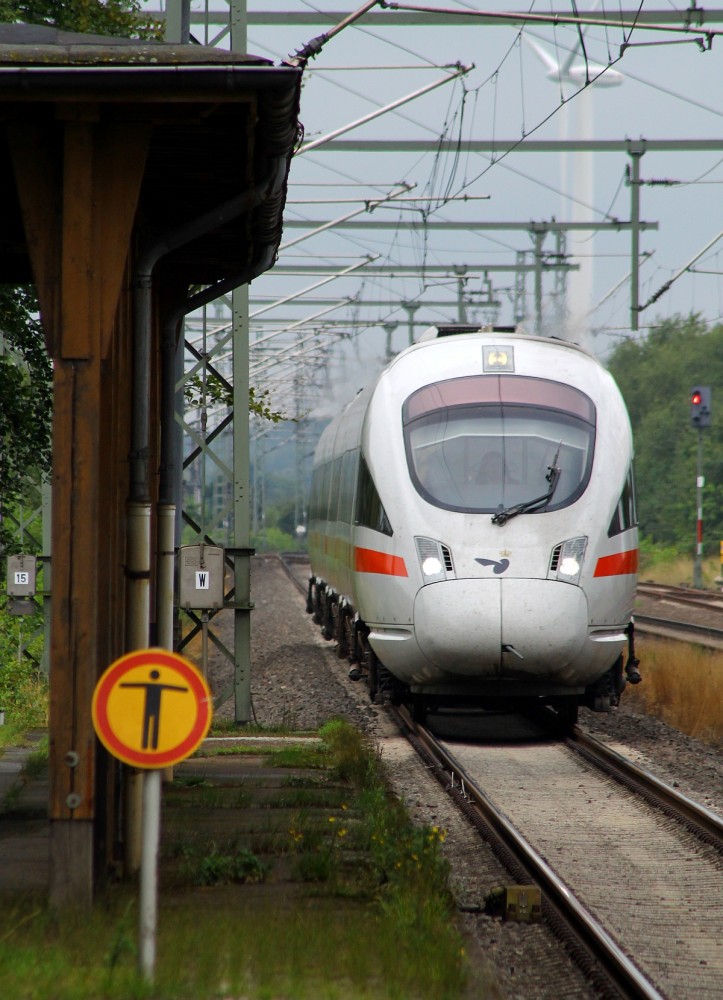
[9,115,149,906]
[49,359,102,906]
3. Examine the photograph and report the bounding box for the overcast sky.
[149,2,723,409]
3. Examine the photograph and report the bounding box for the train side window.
[608,465,638,536]
[330,456,343,520]
[355,453,393,536]
[315,461,332,522]
[338,449,357,525]
[309,468,319,522]
[309,463,326,522]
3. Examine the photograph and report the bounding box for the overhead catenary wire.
[242,0,723,354]
[296,62,472,154]
[256,5,613,223]
[379,1,718,44]
[638,230,723,313]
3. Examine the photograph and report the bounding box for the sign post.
[92,649,212,982]
[690,387,712,588]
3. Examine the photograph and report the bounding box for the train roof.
[313,323,625,467]
[415,324,596,359]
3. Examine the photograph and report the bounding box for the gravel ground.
[205,556,723,1000]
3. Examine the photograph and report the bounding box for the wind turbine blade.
[524,37,561,76]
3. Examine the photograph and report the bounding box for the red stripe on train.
[593,549,639,577]
[354,547,408,577]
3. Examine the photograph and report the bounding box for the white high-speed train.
[307,326,641,723]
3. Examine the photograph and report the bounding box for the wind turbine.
[526,33,624,338]
[526,38,624,90]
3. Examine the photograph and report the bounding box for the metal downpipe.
[156,311,183,655]
[126,265,153,649]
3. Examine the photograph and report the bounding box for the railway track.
[637,581,723,614]
[280,555,723,999]
[396,707,723,1000]
[634,612,723,646]
[635,581,723,647]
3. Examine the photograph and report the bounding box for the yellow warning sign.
[92,649,212,768]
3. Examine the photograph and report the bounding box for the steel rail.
[634,613,723,645]
[569,728,723,851]
[637,581,723,613]
[393,708,666,1000]
[277,552,310,597]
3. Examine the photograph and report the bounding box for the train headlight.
[415,537,452,584]
[554,536,587,585]
[422,556,443,576]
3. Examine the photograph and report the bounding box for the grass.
[638,549,722,588]
[181,843,269,886]
[634,547,723,745]
[625,637,723,746]
[0,720,477,1000]
[0,696,46,753]
[208,717,318,739]
[20,739,48,779]
[0,735,48,813]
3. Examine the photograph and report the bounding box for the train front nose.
[413,578,588,676]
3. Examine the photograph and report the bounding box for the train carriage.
[308,326,640,722]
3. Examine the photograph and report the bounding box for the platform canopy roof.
[0,22,302,288]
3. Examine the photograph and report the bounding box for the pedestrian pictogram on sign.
[92,649,212,768]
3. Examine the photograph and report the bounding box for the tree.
[0,0,161,37]
[0,287,51,499]
[607,314,723,551]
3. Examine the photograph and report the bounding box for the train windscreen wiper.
[491,445,561,526]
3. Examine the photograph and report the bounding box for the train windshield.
[403,375,596,514]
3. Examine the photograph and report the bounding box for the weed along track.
[161,735,336,893]
[157,722,470,999]
[400,710,723,1000]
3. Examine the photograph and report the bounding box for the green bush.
[184,843,268,886]
[252,525,305,553]
[0,598,47,735]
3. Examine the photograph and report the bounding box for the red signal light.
[690,386,711,427]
